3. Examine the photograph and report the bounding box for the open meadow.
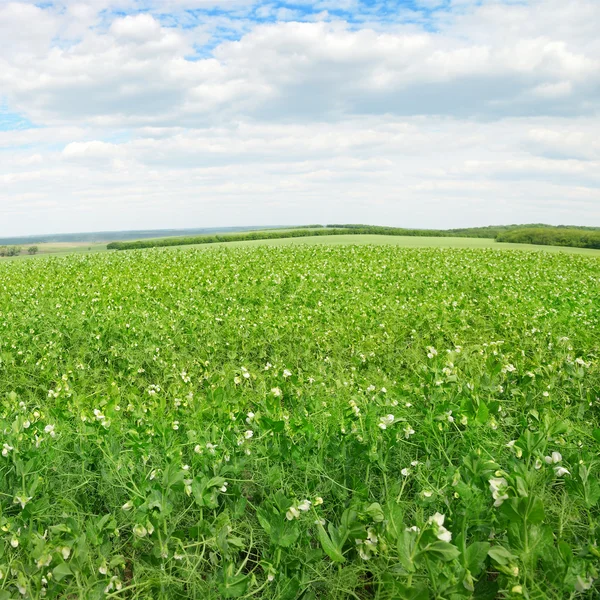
[0,245,599,599]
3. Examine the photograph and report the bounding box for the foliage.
[497,228,600,249]
[0,245,599,599]
[0,246,21,257]
[27,246,39,255]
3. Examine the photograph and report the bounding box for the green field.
[192,234,600,255]
[4,234,600,261]
[0,245,599,599]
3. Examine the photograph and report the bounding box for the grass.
[0,244,599,599]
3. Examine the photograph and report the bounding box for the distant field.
[173,234,600,255]
[8,242,107,258]
[4,234,600,260]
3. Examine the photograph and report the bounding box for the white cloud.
[0,0,599,236]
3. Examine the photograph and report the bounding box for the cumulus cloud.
[0,0,599,235]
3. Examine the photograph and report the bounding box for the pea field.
[0,244,599,600]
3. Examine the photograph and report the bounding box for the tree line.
[0,246,39,257]
[496,228,600,249]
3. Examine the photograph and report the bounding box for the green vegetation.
[107,224,600,252]
[27,246,39,255]
[497,228,600,250]
[0,246,21,257]
[0,245,599,599]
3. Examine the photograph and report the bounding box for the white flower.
[401,468,410,477]
[575,575,594,592]
[297,499,312,512]
[122,501,133,511]
[489,477,509,507]
[133,524,147,538]
[244,430,254,440]
[403,424,415,438]
[194,444,202,454]
[378,414,395,430]
[10,537,19,548]
[428,513,452,542]
[286,506,300,520]
[219,481,229,493]
[172,421,179,430]
[2,443,13,457]
[271,387,282,397]
[422,490,433,498]
[554,466,570,477]
[427,347,438,358]
[61,547,71,560]
[44,424,56,437]
[206,442,217,454]
[544,451,562,464]
[313,496,323,506]
[246,412,255,423]
[37,554,52,568]
[283,369,292,378]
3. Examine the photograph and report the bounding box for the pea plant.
[0,245,598,599]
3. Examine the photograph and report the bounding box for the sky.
[0,0,599,236]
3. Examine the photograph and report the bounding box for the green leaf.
[52,562,72,581]
[397,529,416,573]
[206,476,227,489]
[219,564,249,598]
[256,508,272,535]
[465,541,490,576]
[316,522,345,563]
[527,497,546,525]
[488,545,517,566]
[278,576,301,600]
[424,541,461,562]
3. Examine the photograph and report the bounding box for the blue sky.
[0,0,598,235]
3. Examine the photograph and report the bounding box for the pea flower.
[286,506,300,520]
[544,451,562,464]
[489,477,509,507]
[428,512,452,542]
[133,524,147,538]
[297,499,311,512]
[378,414,395,430]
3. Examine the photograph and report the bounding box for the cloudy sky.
[1,0,599,236]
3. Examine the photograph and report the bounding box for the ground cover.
[0,245,599,599]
